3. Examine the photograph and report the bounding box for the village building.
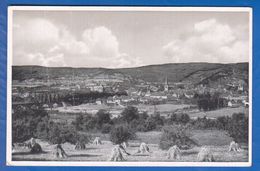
[106,97,115,105]
[139,97,149,104]
[91,84,104,92]
[149,85,159,92]
[112,95,122,105]
[184,92,195,99]
[150,92,168,100]
[120,96,134,103]
[228,101,233,107]
[172,92,180,98]
[95,98,102,105]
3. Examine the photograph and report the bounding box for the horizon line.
[12,62,249,69]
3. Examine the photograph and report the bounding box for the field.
[134,104,190,114]
[53,103,190,114]
[49,103,190,123]
[12,129,248,162]
[188,106,248,119]
[49,103,248,123]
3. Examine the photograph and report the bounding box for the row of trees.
[194,92,227,111]
[72,106,189,134]
[64,91,127,105]
[13,90,128,106]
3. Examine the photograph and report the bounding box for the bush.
[73,110,111,132]
[195,92,226,111]
[159,125,196,150]
[128,112,149,132]
[177,113,190,124]
[72,114,97,131]
[35,116,50,139]
[101,123,113,134]
[121,106,139,123]
[75,133,92,144]
[73,114,85,131]
[48,122,78,144]
[142,114,165,132]
[12,105,49,143]
[139,112,149,120]
[109,125,136,144]
[216,116,230,130]
[227,113,248,143]
[191,116,218,129]
[136,124,146,132]
[168,113,190,125]
[96,109,111,128]
[144,117,157,131]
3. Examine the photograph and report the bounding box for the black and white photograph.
[7,6,252,166]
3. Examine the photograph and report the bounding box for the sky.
[12,9,250,68]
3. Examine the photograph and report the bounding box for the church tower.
[164,76,169,92]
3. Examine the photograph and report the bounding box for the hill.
[12,62,249,86]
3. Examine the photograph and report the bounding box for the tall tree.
[121,106,139,123]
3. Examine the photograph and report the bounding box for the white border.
[6,6,253,167]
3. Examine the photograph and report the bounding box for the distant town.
[12,63,249,119]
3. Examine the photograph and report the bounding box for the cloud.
[53,28,89,56]
[111,53,143,68]
[13,18,142,68]
[83,26,119,58]
[27,53,66,67]
[14,18,59,51]
[162,19,249,63]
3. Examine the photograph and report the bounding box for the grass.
[189,106,248,119]
[134,104,190,115]
[49,103,190,123]
[134,129,233,146]
[49,113,78,123]
[134,131,162,144]
[190,129,233,146]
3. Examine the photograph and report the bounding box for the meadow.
[49,103,190,123]
[49,104,248,124]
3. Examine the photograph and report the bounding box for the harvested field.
[12,130,248,162]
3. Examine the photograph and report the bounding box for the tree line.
[12,104,248,149]
[194,92,227,111]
